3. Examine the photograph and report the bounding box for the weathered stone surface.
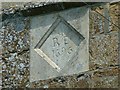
[89,31,118,70]
[2,16,30,88]
[66,75,90,88]
[30,6,89,82]
[30,73,91,88]
[1,2,119,88]
[91,75,118,88]
[88,3,119,88]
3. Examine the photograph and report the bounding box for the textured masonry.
[30,6,89,82]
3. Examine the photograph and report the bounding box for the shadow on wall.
[30,6,88,30]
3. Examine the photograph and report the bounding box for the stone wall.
[0,2,119,88]
[1,14,30,88]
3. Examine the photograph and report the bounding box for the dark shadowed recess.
[2,2,100,21]
[21,2,99,16]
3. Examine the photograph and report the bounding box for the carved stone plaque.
[30,7,89,82]
[34,16,85,72]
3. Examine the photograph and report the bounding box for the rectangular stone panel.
[30,6,89,82]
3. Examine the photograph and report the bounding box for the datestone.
[30,6,89,82]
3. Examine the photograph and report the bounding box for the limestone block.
[30,7,89,82]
